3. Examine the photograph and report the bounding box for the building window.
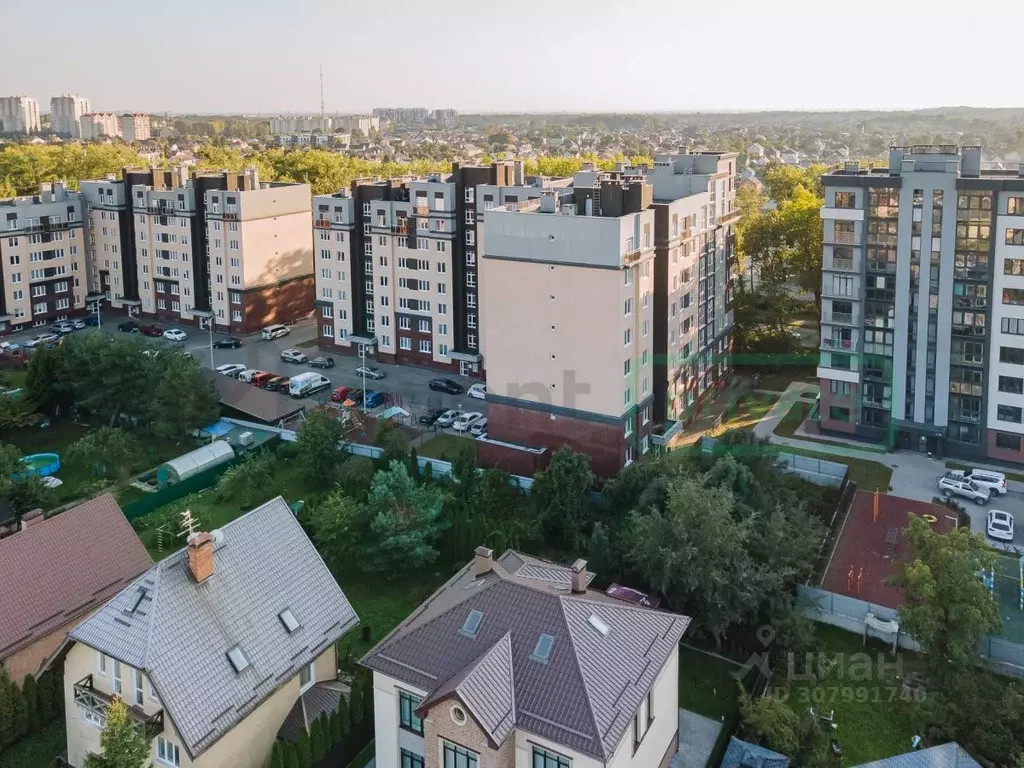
[1004,288,1024,306]
[157,736,181,767]
[532,747,571,768]
[401,749,425,768]
[97,652,107,676]
[829,406,852,422]
[998,405,1023,424]
[299,662,315,692]
[829,380,852,396]
[232,310,242,322]
[133,670,144,706]
[442,742,478,768]
[999,376,1024,395]
[624,359,632,376]
[1001,346,1024,366]
[834,191,856,209]
[399,337,412,351]
[399,691,424,735]
[997,433,1023,451]
[82,707,106,728]
[633,688,654,749]
[1008,229,1024,246]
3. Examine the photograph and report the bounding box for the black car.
[213,337,243,349]
[264,376,289,392]
[418,408,447,426]
[428,378,464,395]
[117,321,139,333]
[308,356,335,369]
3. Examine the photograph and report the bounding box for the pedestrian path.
[753,381,817,439]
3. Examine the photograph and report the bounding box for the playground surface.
[821,490,957,609]
[993,552,1024,645]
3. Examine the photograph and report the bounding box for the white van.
[288,372,331,398]
[261,324,290,340]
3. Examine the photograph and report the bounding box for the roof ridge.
[557,595,608,760]
[140,560,164,671]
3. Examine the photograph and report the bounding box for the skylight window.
[530,634,555,663]
[226,645,250,673]
[588,614,611,637]
[279,609,300,634]
[127,587,147,614]
[459,610,484,638]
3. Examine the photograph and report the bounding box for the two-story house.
[58,497,359,768]
[361,548,689,768]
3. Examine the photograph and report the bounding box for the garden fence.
[121,456,242,520]
[699,437,848,487]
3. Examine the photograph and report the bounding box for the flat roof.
[201,369,306,424]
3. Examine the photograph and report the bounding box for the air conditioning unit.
[238,431,254,447]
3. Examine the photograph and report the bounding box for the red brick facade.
[986,429,1024,464]
[817,379,858,435]
[237,275,314,335]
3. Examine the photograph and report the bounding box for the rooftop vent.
[226,645,250,673]
[588,614,611,637]
[278,609,300,634]
[530,634,555,664]
[460,609,484,638]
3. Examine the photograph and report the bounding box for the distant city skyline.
[4,0,1022,115]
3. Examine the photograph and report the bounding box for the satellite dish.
[211,529,225,546]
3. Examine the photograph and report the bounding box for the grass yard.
[782,626,921,765]
[744,367,819,394]
[773,400,813,438]
[0,368,27,390]
[417,432,474,461]
[0,721,66,768]
[782,445,893,490]
[946,459,1024,484]
[678,644,744,720]
[717,392,779,433]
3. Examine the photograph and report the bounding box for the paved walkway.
[671,709,723,768]
[752,381,818,439]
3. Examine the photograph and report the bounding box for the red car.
[330,386,354,403]
[138,324,163,337]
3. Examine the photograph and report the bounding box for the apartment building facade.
[120,113,151,142]
[0,96,40,134]
[50,94,90,137]
[79,113,121,141]
[0,182,87,332]
[818,145,1024,464]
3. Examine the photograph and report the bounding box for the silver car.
[937,476,990,506]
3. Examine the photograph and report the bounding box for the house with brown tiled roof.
[0,494,151,682]
[361,548,689,768]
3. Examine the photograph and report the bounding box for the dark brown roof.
[201,369,305,424]
[0,494,151,662]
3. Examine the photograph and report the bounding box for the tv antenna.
[178,509,199,540]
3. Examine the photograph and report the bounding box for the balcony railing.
[74,675,163,739]
[831,232,856,245]
[413,205,429,216]
[314,218,331,228]
[822,337,854,349]
[825,312,856,325]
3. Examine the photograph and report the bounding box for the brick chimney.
[187,532,215,583]
[570,559,588,594]
[20,509,44,529]
[474,546,494,577]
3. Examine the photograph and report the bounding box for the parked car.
[52,322,75,334]
[250,372,275,388]
[419,408,447,426]
[264,376,290,392]
[261,324,290,340]
[944,468,1008,496]
[470,418,488,437]
[280,349,307,364]
[355,365,386,381]
[72,319,87,330]
[117,321,139,333]
[288,372,331,398]
[163,328,187,342]
[362,391,386,409]
[436,409,459,428]
[987,510,1015,542]
[213,337,243,349]
[82,315,99,327]
[468,383,486,400]
[24,334,60,348]
[342,390,364,407]
[216,363,247,378]
[429,378,464,395]
[308,356,335,369]
[937,475,991,506]
[139,324,163,337]
[331,386,354,403]
[237,369,268,384]
[452,411,483,432]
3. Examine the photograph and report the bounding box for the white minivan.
[288,372,331,398]
[261,324,290,340]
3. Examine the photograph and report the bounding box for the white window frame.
[299,661,316,693]
[157,736,181,767]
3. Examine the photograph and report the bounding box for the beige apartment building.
[0,95,41,134]
[0,182,87,332]
[80,112,121,141]
[50,94,90,137]
[120,113,151,142]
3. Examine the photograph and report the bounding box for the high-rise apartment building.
[0,183,87,333]
[79,113,121,141]
[120,113,151,142]
[818,145,1024,464]
[372,107,429,125]
[478,152,737,476]
[50,94,91,138]
[0,96,41,134]
[432,108,458,127]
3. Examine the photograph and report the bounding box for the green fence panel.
[122,457,240,520]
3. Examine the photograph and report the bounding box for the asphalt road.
[4,314,487,425]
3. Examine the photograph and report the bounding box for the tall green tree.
[531,446,594,552]
[150,354,220,438]
[65,427,142,482]
[19,675,38,733]
[0,441,56,515]
[83,697,151,768]
[890,516,1001,683]
[0,667,20,749]
[270,741,286,768]
[295,410,346,488]
[306,491,367,572]
[215,450,277,508]
[295,730,312,768]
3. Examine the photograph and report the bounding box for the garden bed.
[0,721,65,768]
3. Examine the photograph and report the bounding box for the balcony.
[829,232,856,245]
[24,219,71,233]
[824,257,857,272]
[314,218,331,228]
[74,675,163,739]
[823,311,858,326]
[413,206,429,216]
[222,210,239,221]
[821,337,854,350]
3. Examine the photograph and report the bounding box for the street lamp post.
[358,345,367,410]
[188,308,215,369]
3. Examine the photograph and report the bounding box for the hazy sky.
[5,0,1023,115]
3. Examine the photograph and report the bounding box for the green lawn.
[781,445,893,490]
[746,367,819,394]
[783,626,921,765]
[0,368,27,390]
[717,393,779,433]
[678,644,744,720]
[0,721,65,768]
[417,432,474,461]
[774,400,813,438]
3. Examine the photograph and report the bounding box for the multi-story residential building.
[372,107,429,125]
[79,112,121,141]
[0,182,87,332]
[120,112,151,142]
[478,152,737,476]
[818,145,1024,464]
[60,497,359,768]
[80,167,314,332]
[431,109,458,128]
[269,115,334,134]
[0,95,40,134]
[362,547,689,768]
[50,94,91,138]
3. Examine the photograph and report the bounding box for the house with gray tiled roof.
[361,547,689,768]
[58,497,359,768]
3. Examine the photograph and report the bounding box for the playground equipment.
[978,566,996,595]
[15,452,60,479]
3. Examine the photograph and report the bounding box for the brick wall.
[476,440,548,477]
[986,429,1024,465]
[423,695,513,768]
[818,380,857,435]
[238,274,314,334]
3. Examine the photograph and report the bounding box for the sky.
[4,0,1024,115]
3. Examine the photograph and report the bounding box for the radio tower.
[319,65,325,119]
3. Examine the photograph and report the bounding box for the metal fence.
[699,437,848,487]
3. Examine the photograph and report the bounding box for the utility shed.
[158,440,235,484]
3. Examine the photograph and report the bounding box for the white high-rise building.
[0,96,41,134]
[79,113,121,141]
[120,113,151,142]
[50,94,91,138]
